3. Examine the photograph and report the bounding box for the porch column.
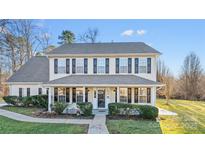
[151,86,156,106]
[70,87,72,103]
[48,87,52,112]
[131,87,135,104]
[83,86,86,102]
[117,86,120,102]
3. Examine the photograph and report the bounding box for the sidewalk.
[0,109,92,125]
[88,114,109,134]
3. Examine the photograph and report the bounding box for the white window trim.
[76,88,83,103]
[119,58,128,74]
[138,88,147,103]
[119,88,128,103]
[58,59,66,74]
[139,58,147,74]
[76,58,84,74]
[97,58,106,74]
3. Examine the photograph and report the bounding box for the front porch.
[46,86,157,114]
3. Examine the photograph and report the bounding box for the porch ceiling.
[44,75,161,86]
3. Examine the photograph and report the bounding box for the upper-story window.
[139,58,147,73]
[119,58,128,73]
[58,59,66,73]
[94,58,109,74]
[76,58,84,73]
[97,58,105,73]
[135,58,151,74]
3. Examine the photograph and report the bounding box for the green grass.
[157,99,205,134]
[107,119,162,134]
[0,115,88,134]
[1,106,41,116]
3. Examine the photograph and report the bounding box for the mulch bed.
[33,111,94,119]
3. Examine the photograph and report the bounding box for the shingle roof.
[47,42,161,55]
[7,56,49,83]
[44,75,160,85]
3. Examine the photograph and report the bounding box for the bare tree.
[79,28,99,43]
[157,59,174,104]
[179,52,203,100]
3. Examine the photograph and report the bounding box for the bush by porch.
[108,103,158,119]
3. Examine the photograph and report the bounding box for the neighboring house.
[7,42,162,113]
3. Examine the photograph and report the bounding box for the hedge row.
[77,102,93,116]
[108,103,158,119]
[52,102,93,116]
[3,95,48,109]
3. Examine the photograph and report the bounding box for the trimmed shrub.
[3,95,48,109]
[108,103,158,119]
[3,96,22,106]
[53,102,68,114]
[138,105,158,119]
[77,102,93,116]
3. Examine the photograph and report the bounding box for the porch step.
[92,109,108,115]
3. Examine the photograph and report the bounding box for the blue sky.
[35,19,205,77]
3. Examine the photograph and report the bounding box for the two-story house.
[7,42,161,113]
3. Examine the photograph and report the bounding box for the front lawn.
[0,115,88,134]
[157,99,205,134]
[107,119,162,134]
[1,106,42,116]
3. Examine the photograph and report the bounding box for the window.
[38,88,42,95]
[58,87,66,102]
[76,58,84,73]
[58,59,66,74]
[139,88,147,103]
[97,58,106,73]
[27,88,30,96]
[139,58,147,73]
[19,88,23,97]
[120,88,128,103]
[76,88,83,102]
[119,58,128,73]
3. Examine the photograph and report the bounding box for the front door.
[98,89,105,108]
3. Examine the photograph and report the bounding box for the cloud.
[121,29,147,37]
[136,29,146,36]
[121,29,135,36]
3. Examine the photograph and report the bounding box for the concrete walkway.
[158,108,177,116]
[88,114,109,134]
[0,109,92,125]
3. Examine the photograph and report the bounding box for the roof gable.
[7,56,49,83]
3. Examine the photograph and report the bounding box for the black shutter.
[116,58,119,73]
[128,58,132,73]
[84,58,88,74]
[128,88,132,103]
[66,59,70,74]
[115,87,117,103]
[72,88,76,102]
[147,58,151,73]
[85,88,88,102]
[54,59,58,74]
[54,88,58,102]
[38,88,42,95]
[27,88,30,97]
[66,88,70,102]
[105,58,109,74]
[135,58,139,74]
[134,88,138,103]
[19,88,22,97]
[147,88,151,103]
[93,58,97,74]
[72,59,76,74]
